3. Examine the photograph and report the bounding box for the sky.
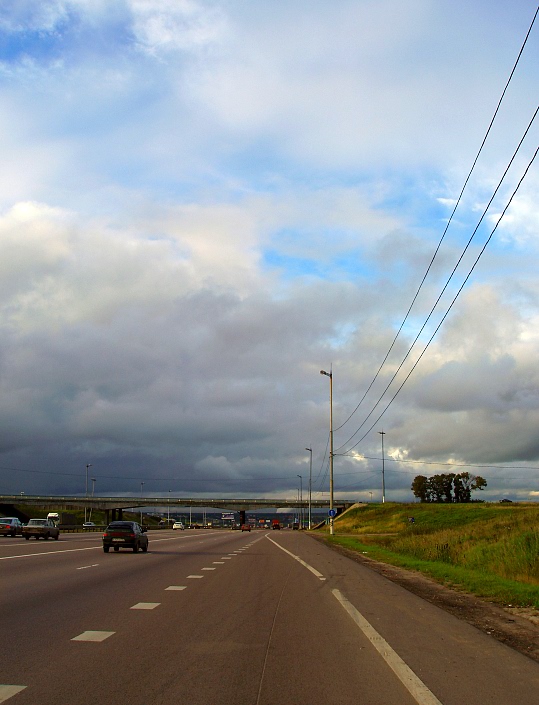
[1,0,539,504]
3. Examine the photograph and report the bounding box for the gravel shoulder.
[313,534,539,664]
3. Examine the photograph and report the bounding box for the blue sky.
[0,1,538,503]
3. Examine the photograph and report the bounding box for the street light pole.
[378,431,386,503]
[85,464,92,524]
[320,369,334,535]
[297,474,303,529]
[168,489,171,524]
[140,482,145,525]
[89,478,96,522]
[305,447,312,529]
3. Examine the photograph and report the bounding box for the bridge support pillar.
[239,510,246,526]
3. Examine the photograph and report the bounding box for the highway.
[1,528,538,705]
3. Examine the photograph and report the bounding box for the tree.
[411,475,429,502]
[427,475,446,503]
[412,472,487,503]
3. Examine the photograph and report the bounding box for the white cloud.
[128,0,227,55]
[0,1,539,501]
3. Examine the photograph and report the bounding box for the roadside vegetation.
[13,506,162,526]
[321,502,539,607]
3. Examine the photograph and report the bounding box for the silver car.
[0,517,23,537]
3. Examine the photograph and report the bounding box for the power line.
[333,5,539,435]
[348,456,539,471]
[339,143,539,454]
[334,105,539,453]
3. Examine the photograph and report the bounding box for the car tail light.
[129,533,135,538]
[103,532,109,537]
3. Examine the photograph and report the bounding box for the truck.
[47,512,76,526]
[271,519,281,530]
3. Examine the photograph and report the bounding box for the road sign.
[328,509,337,517]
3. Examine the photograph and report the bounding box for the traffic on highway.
[1,528,539,705]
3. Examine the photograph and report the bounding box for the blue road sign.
[328,509,337,517]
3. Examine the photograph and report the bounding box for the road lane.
[1,530,539,704]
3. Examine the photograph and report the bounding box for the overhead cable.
[333,5,539,434]
[339,143,539,454]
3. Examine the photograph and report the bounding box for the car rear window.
[0,518,14,523]
[28,520,46,525]
[107,524,134,531]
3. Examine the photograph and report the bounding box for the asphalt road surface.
[1,528,539,705]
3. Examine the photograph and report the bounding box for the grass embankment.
[322,503,539,607]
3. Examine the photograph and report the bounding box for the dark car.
[0,517,23,537]
[103,521,148,553]
[241,524,251,532]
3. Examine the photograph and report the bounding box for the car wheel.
[54,534,59,540]
[24,536,29,540]
[114,546,119,552]
[133,543,139,553]
[11,531,16,537]
[103,546,110,553]
[142,543,148,552]
[44,534,49,540]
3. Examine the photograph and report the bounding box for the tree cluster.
[411,472,487,503]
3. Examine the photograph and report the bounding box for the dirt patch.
[313,535,539,664]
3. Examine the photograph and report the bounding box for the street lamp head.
[305,447,312,452]
[320,369,331,377]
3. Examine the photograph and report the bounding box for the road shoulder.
[310,533,539,664]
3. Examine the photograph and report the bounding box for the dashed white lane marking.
[332,590,443,705]
[221,557,232,560]
[131,602,160,610]
[213,561,225,564]
[265,536,326,580]
[0,686,26,702]
[71,631,115,642]
[165,586,187,591]
[201,567,215,571]
[77,564,99,570]
[187,575,204,579]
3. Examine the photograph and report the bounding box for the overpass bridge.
[0,494,355,523]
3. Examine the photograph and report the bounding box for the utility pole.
[140,482,145,525]
[378,431,386,503]
[297,474,303,529]
[305,447,312,529]
[320,369,334,535]
[85,464,92,524]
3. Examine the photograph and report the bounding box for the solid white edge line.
[0,686,26,702]
[332,589,443,705]
[0,530,224,560]
[265,535,325,579]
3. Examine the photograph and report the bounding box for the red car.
[241,524,251,532]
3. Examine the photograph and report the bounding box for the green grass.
[321,503,539,607]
